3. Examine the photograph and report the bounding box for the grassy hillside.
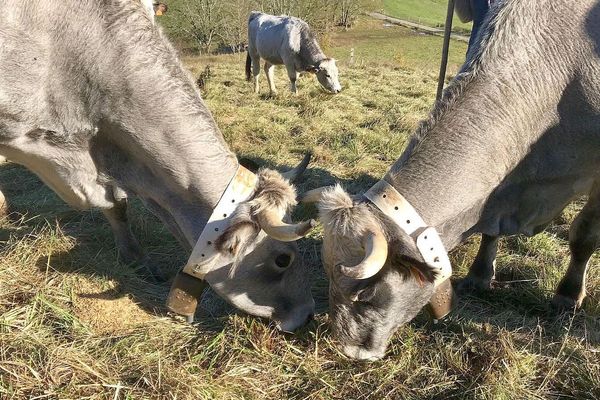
[382,0,472,32]
[2,17,600,400]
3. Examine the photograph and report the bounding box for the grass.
[381,0,472,33]
[2,17,600,399]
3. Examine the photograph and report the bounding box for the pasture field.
[2,16,600,400]
[381,0,472,33]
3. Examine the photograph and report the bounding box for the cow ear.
[388,230,437,283]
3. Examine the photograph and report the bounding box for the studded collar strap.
[182,165,261,280]
[363,180,452,287]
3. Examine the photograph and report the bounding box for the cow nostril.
[306,313,314,324]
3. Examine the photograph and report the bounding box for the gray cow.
[246,12,342,95]
[306,0,600,360]
[0,0,315,331]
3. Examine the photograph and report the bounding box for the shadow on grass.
[0,158,377,334]
[446,231,600,349]
[4,158,597,362]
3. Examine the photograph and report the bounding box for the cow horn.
[339,228,388,279]
[301,186,331,203]
[257,209,316,242]
[281,153,311,183]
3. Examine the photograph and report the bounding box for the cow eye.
[274,253,293,269]
[325,74,331,78]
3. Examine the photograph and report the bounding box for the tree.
[172,0,226,53]
[337,0,361,28]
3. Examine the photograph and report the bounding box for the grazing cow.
[0,0,316,331]
[140,0,167,20]
[305,0,600,359]
[246,12,342,95]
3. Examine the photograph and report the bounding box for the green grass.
[327,17,468,72]
[382,0,472,33]
[2,19,600,399]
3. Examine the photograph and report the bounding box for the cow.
[0,0,316,332]
[140,0,167,20]
[246,12,342,95]
[304,0,600,360]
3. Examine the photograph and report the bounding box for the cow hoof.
[455,275,493,294]
[551,294,582,313]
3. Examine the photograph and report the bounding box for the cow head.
[310,58,342,94]
[304,185,437,359]
[153,2,167,16]
[203,157,316,331]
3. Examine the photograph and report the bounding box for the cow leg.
[0,156,6,217]
[285,64,299,95]
[456,234,499,292]
[102,200,166,281]
[552,184,600,311]
[264,62,277,95]
[0,187,6,217]
[251,55,261,94]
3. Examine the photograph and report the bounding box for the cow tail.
[245,51,252,81]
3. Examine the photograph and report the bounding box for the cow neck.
[299,34,326,68]
[383,78,557,251]
[113,116,239,251]
[103,70,238,250]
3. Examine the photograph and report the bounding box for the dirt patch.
[72,279,153,335]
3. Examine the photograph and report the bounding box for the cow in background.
[246,12,342,95]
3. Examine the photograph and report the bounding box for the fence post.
[437,0,456,101]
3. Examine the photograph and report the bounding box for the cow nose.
[341,344,385,361]
[305,312,315,324]
[275,300,315,332]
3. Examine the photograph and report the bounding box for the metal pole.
[437,0,456,101]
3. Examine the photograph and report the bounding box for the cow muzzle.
[275,300,315,332]
[341,344,386,361]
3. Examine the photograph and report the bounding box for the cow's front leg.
[456,234,499,293]
[102,200,166,281]
[552,183,600,311]
[251,55,261,94]
[264,62,277,95]
[285,64,299,95]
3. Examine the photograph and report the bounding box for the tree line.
[160,0,379,54]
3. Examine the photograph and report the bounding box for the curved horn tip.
[257,212,315,242]
[300,187,330,203]
[282,152,312,183]
[338,264,364,279]
[296,218,317,236]
[339,230,388,280]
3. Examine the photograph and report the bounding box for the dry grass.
[2,19,600,399]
